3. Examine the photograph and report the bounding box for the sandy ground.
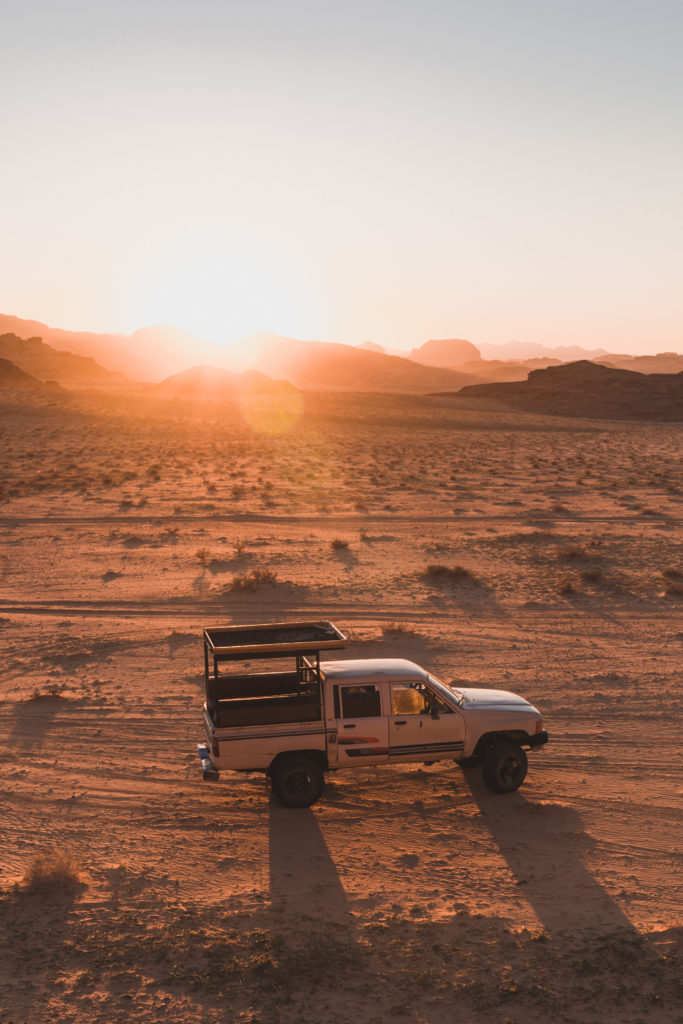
[0,388,681,1023]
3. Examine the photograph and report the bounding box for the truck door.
[389,680,465,763]
[329,683,389,767]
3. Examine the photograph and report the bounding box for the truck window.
[339,685,381,719]
[391,681,452,716]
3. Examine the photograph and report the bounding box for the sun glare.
[126,242,316,350]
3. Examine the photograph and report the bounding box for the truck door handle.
[394,720,407,726]
[343,724,356,729]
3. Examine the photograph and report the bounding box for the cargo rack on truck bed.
[203,621,347,725]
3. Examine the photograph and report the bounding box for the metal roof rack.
[203,620,346,661]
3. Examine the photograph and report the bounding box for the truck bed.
[214,692,322,728]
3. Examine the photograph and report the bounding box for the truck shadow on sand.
[268,797,354,925]
[0,882,85,1021]
[462,765,635,936]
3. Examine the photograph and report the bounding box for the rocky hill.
[410,337,481,368]
[0,357,45,389]
[0,333,132,389]
[454,360,683,421]
[148,365,298,401]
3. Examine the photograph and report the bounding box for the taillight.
[212,739,219,757]
[536,720,543,734]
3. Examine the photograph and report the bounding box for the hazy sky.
[2,0,682,354]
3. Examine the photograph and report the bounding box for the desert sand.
[1,384,681,1023]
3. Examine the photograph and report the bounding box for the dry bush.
[559,578,575,595]
[122,534,145,548]
[423,564,474,585]
[662,567,682,580]
[195,547,212,567]
[581,569,603,584]
[23,849,82,892]
[381,622,418,636]
[229,568,279,591]
[664,581,683,598]
[556,545,590,562]
[331,538,350,551]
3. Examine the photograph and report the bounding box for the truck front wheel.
[482,740,528,794]
[271,756,325,808]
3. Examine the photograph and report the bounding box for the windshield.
[427,673,464,708]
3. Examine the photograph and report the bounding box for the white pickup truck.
[197,621,548,807]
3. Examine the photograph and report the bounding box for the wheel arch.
[268,749,329,775]
[472,730,530,759]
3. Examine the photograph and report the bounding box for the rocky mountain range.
[1,313,682,406]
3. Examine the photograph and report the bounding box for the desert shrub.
[331,538,350,551]
[664,581,683,598]
[423,564,474,585]
[23,849,82,892]
[559,578,575,595]
[381,622,417,635]
[662,567,682,580]
[581,569,603,583]
[229,568,279,591]
[195,547,212,567]
[122,534,145,548]
[556,545,590,562]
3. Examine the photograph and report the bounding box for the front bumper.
[527,730,549,749]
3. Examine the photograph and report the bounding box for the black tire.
[270,756,325,808]
[482,740,528,794]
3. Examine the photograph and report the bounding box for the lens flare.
[238,391,305,435]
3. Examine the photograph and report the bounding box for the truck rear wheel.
[271,756,325,808]
[482,740,528,794]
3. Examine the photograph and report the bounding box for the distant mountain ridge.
[456,361,683,421]
[242,334,476,393]
[478,340,610,361]
[2,312,681,395]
